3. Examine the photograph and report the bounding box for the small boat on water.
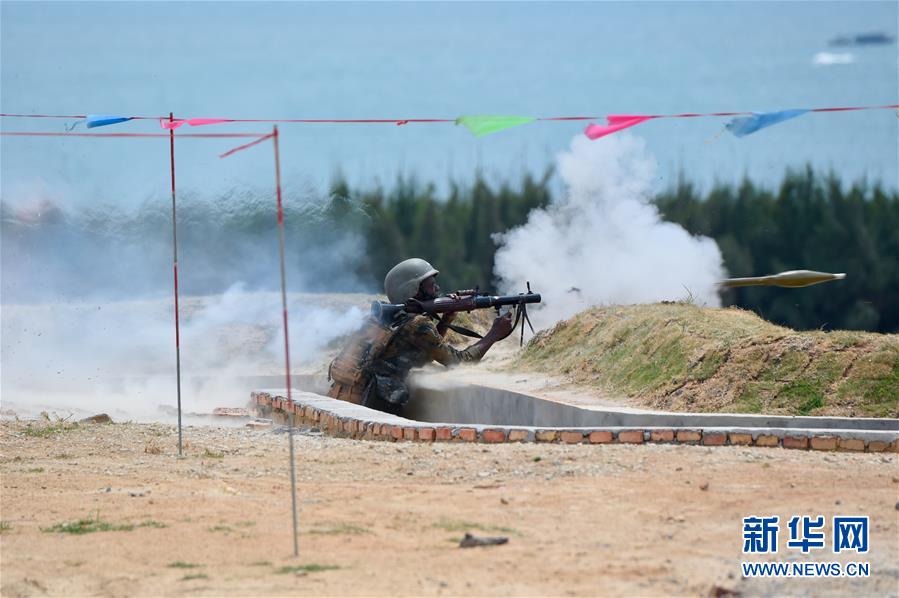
[828,32,895,47]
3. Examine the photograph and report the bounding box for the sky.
[2,1,897,210]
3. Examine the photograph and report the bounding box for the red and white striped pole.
[169,112,184,457]
[272,126,299,557]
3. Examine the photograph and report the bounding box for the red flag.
[584,115,652,140]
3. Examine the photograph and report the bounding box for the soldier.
[327,258,514,414]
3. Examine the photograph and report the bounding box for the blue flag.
[726,109,809,137]
[86,115,132,129]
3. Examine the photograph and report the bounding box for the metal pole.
[169,112,184,457]
[272,126,299,557]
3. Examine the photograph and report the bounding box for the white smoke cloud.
[1,180,373,422]
[1,287,366,423]
[493,134,726,327]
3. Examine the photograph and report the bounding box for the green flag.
[456,115,536,137]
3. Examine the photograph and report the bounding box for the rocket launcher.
[372,283,542,346]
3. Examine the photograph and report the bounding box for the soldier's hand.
[440,294,461,324]
[488,311,514,340]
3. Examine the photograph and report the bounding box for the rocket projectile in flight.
[720,270,847,289]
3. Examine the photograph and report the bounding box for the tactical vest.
[328,314,406,390]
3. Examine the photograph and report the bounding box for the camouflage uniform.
[328,313,484,414]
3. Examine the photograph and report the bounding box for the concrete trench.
[250,375,899,452]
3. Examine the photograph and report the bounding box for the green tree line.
[321,166,897,333]
[655,167,898,333]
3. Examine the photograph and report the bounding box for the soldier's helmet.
[384,258,439,303]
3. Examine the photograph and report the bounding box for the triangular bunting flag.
[86,115,132,129]
[584,115,652,140]
[725,109,809,137]
[456,115,536,137]
[187,118,230,126]
[160,119,186,130]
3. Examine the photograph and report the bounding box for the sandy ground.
[3,295,898,596]
[1,419,897,597]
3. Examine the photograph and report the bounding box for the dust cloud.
[1,190,369,421]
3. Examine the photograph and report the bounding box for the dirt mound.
[516,304,898,417]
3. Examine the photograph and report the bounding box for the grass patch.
[432,518,517,534]
[235,521,256,528]
[27,467,45,473]
[516,303,899,417]
[777,381,824,415]
[42,512,166,535]
[690,348,726,382]
[0,521,11,534]
[307,523,370,535]
[834,350,899,417]
[731,386,764,414]
[857,352,899,416]
[180,574,208,581]
[797,394,824,415]
[829,332,867,349]
[23,422,78,438]
[202,449,224,459]
[275,564,341,575]
[168,561,202,569]
[759,350,808,384]
[208,524,233,533]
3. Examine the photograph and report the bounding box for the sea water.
[1,1,896,207]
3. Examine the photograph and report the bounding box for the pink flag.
[186,118,230,126]
[584,115,652,140]
[160,118,229,129]
[160,119,186,130]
